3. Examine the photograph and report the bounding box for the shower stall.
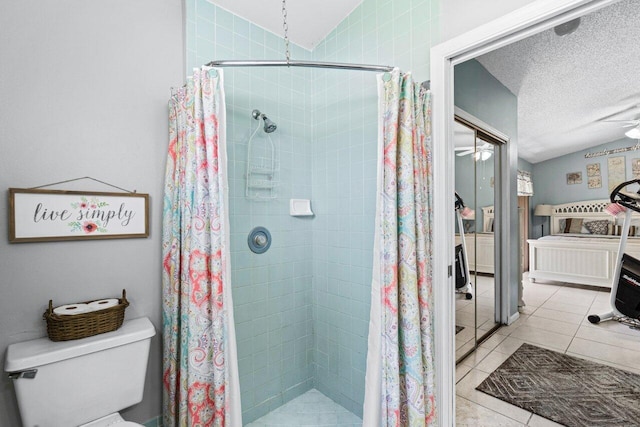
[225,65,379,424]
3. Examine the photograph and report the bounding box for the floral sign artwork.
[68,196,111,234]
[9,189,149,243]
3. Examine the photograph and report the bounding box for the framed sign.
[9,188,149,243]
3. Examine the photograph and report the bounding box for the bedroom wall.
[531,137,640,237]
[454,58,520,319]
[0,1,184,426]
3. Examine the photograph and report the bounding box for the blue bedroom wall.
[530,137,640,238]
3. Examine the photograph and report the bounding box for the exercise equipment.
[588,178,640,324]
[455,192,474,300]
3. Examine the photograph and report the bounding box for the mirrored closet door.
[454,115,503,363]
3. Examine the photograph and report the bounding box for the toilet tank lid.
[4,317,155,372]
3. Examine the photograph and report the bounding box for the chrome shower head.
[252,109,277,133]
[262,117,277,133]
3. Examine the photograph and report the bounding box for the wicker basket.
[43,289,129,341]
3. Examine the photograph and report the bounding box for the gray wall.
[454,59,520,319]
[0,1,184,425]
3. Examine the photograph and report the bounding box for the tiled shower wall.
[309,0,438,416]
[187,0,440,423]
[188,1,316,423]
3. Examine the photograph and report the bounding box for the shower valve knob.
[254,234,267,246]
[248,227,271,254]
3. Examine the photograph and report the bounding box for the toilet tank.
[4,317,155,427]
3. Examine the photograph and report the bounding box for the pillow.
[584,220,609,235]
[612,225,637,236]
[563,218,583,234]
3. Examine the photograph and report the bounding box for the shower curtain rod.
[206,59,394,72]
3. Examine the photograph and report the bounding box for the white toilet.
[4,317,155,427]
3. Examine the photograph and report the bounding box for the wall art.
[607,156,626,193]
[633,158,640,179]
[9,188,149,243]
[586,163,601,177]
[588,176,602,189]
[566,172,582,185]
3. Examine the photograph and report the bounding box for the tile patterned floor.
[456,275,498,360]
[456,273,640,426]
[245,389,362,427]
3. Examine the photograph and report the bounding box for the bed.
[527,199,640,288]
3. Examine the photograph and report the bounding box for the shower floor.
[245,389,362,427]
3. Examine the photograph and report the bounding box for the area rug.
[455,325,464,334]
[476,343,640,427]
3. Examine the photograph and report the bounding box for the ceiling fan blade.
[455,146,474,151]
[602,119,640,124]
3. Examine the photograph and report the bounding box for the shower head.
[252,109,277,133]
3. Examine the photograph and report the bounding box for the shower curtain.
[162,66,242,427]
[363,69,437,426]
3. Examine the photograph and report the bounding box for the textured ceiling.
[476,0,640,164]
[208,0,362,50]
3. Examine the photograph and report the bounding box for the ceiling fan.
[455,142,494,161]
[602,118,640,139]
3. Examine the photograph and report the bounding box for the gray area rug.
[455,325,464,334]
[476,343,640,427]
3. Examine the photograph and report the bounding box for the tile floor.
[456,275,499,360]
[245,389,362,427]
[245,274,640,426]
[456,273,640,426]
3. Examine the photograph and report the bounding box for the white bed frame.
[528,199,640,288]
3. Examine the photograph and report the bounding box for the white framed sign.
[9,188,149,243]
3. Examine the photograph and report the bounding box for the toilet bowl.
[4,317,155,427]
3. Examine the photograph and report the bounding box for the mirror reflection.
[454,118,500,363]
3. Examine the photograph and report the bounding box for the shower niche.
[246,109,280,200]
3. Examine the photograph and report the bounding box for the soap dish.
[290,199,314,217]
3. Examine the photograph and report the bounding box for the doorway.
[430,0,623,424]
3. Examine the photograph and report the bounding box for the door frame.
[429,0,621,424]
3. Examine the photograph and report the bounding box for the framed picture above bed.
[566,171,582,185]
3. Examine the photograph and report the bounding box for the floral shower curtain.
[363,69,437,426]
[162,66,242,427]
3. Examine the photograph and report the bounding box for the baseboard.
[508,311,520,325]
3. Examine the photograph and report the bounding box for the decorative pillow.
[584,220,609,235]
[563,218,583,233]
[613,225,637,236]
